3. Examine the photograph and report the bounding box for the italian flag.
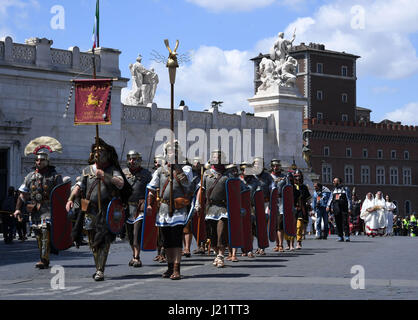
[92,0,99,49]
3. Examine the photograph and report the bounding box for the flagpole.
[92,0,101,216]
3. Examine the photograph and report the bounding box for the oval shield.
[106,198,125,234]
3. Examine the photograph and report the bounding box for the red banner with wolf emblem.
[74,79,112,125]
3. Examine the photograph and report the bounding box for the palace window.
[376,166,385,185]
[377,149,383,159]
[317,90,323,101]
[362,148,368,158]
[344,165,354,185]
[403,168,412,185]
[361,166,370,184]
[342,93,348,103]
[342,114,348,121]
[317,63,323,73]
[322,164,332,184]
[346,147,352,158]
[323,146,330,157]
[342,66,348,77]
[391,150,396,160]
[404,150,410,160]
[317,112,323,120]
[390,167,399,185]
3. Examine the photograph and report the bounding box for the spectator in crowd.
[327,178,352,242]
[350,193,363,235]
[393,215,402,236]
[312,182,331,240]
[384,195,396,236]
[1,187,17,244]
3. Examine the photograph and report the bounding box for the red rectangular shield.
[74,79,112,125]
[269,187,278,242]
[226,178,244,248]
[283,184,296,237]
[192,190,206,244]
[50,181,72,251]
[141,189,158,251]
[254,189,269,249]
[240,190,253,253]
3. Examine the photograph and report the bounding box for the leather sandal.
[162,263,174,278]
[170,263,181,280]
[132,257,142,268]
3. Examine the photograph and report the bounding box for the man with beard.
[14,137,63,269]
[146,140,192,280]
[195,150,230,268]
[66,138,131,281]
[123,150,152,267]
[326,177,352,242]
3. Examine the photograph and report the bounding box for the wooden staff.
[164,39,179,216]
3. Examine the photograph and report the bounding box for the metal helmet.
[127,150,142,160]
[271,158,281,167]
[210,149,227,165]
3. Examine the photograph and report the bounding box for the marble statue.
[124,54,159,105]
[257,30,298,94]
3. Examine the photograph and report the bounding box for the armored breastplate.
[126,168,151,202]
[204,171,228,204]
[83,165,118,204]
[28,169,58,204]
[158,166,188,200]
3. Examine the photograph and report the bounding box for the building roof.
[250,42,360,61]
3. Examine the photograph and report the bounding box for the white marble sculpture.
[257,31,298,94]
[124,54,159,105]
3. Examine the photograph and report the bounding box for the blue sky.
[1,0,418,124]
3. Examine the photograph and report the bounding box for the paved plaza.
[0,234,417,301]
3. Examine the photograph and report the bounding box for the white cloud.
[151,45,254,113]
[371,86,399,95]
[185,0,276,12]
[383,102,418,125]
[270,0,418,80]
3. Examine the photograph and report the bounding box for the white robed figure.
[374,191,387,235]
[384,195,396,236]
[360,192,385,237]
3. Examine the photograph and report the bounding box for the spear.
[164,39,179,216]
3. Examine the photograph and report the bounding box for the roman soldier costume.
[123,150,152,268]
[15,136,64,269]
[146,140,192,280]
[67,138,131,281]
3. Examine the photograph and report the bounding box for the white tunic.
[360,197,384,236]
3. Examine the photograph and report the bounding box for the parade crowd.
[1,137,417,282]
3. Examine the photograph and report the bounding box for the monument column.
[248,85,307,170]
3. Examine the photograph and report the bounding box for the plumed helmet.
[24,136,63,162]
